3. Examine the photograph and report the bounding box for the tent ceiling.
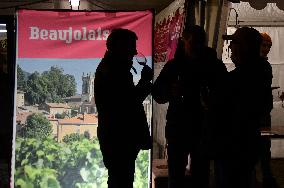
[228,2,284,26]
[88,0,176,13]
[0,0,176,14]
[239,0,284,10]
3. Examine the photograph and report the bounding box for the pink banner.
[17,10,153,58]
[154,8,184,63]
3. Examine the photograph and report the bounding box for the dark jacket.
[152,47,227,144]
[211,57,273,160]
[94,53,152,150]
[260,58,273,114]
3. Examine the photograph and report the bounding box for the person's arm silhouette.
[135,65,153,103]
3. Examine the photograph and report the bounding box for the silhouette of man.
[217,27,272,188]
[258,32,278,188]
[152,25,226,188]
[94,28,152,188]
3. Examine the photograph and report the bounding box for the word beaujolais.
[29,26,110,44]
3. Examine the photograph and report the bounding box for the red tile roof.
[58,114,98,125]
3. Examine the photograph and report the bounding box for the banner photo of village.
[13,10,153,188]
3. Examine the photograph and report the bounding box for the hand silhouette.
[141,65,153,82]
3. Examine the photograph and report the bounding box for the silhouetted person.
[260,33,272,60]
[258,32,278,188]
[152,25,226,188]
[94,28,152,188]
[216,27,272,188]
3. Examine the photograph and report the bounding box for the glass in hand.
[132,52,147,74]
[135,52,147,66]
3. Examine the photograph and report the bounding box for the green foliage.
[83,131,90,140]
[15,165,61,188]
[55,112,70,119]
[23,113,52,140]
[17,65,27,91]
[134,150,150,188]
[15,138,63,188]
[62,133,82,143]
[42,66,76,103]
[15,137,150,188]
[62,132,92,144]
[24,66,76,105]
[55,113,65,119]
[25,71,48,105]
[71,109,78,117]
[74,140,108,188]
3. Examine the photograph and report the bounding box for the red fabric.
[154,9,184,63]
[17,10,153,58]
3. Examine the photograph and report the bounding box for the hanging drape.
[154,0,185,64]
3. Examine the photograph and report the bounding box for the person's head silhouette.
[182,25,207,57]
[106,28,138,70]
[260,32,272,58]
[223,27,262,66]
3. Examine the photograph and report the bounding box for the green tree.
[25,72,49,105]
[71,109,78,117]
[55,112,69,119]
[25,66,76,105]
[55,113,65,119]
[23,113,52,139]
[62,133,82,143]
[83,131,90,140]
[42,66,76,103]
[134,150,150,188]
[17,65,26,91]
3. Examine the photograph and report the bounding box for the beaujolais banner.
[13,9,153,188]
